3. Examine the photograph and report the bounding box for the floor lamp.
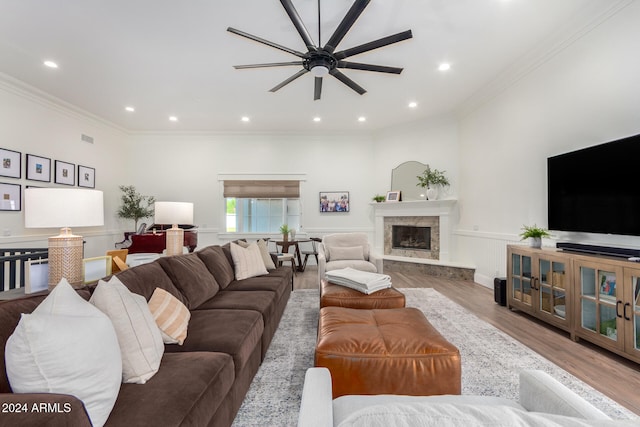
[154,201,194,257]
[24,188,104,289]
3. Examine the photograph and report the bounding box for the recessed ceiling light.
[438,63,451,71]
[169,116,178,122]
[408,102,418,108]
[313,117,321,122]
[358,116,366,122]
[43,60,58,69]
[125,106,135,112]
[241,116,250,122]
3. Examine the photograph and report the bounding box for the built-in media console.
[556,242,640,259]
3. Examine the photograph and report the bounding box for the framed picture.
[0,148,21,178]
[54,160,75,186]
[386,190,401,202]
[25,258,49,294]
[83,256,112,284]
[0,182,21,211]
[26,154,51,182]
[319,191,349,212]
[78,165,95,188]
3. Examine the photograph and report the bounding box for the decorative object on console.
[0,182,21,211]
[320,191,349,212]
[519,224,551,248]
[54,159,75,185]
[279,223,291,242]
[78,164,95,188]
[372,194,386,203]
[416,164,450,200]
[25,153,51,182]
[83,255,113,284]
[0,147,21,178]
[386,190,401,202]
[154,201,194,256]
[117,185,156,231]
[24,188,104,288]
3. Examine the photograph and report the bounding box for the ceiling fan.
[227,0,413,100]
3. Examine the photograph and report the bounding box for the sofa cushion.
[106,352,235,427]
[165,309,263,376]
[5,279,121,427]
[115,261,186,305]
[90,277,164,384]
[159,253,220,309]
[148,287,191,345]
[230,242,269,280]
[197,245,235,288]
[226,273,290,301]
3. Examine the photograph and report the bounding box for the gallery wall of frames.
[0,147,96,211]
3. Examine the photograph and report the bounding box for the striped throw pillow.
[230,242,268,280]
[148,287,191,345]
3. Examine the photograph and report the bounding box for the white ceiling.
[0,0,615,133]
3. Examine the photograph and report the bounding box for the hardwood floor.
[294,266,640,416]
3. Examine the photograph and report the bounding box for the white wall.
[0,80,130,257]
[456,1,640,286]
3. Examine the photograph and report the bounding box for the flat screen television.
[547,132,640,236]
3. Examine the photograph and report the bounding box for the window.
[223,179,301,233]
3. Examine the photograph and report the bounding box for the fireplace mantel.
[371,199,457,262]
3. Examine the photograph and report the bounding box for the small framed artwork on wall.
[0,182,21,211]
[319,191,350,212]
[386,190,401,202]
[0,148,21,179]
[55,160,75,186]
[26,154,51,182]
[78,165,95,188]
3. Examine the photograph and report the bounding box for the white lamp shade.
[25,188,104,228]
[154,201,194,225]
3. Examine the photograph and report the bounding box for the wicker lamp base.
[48,228,84,289]
[166,226,183,257]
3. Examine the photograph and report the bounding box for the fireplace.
[392,225,431,251]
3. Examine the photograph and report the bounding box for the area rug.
[231,288,637,426]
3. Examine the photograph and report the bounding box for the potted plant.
[279,224,291,242]
[416,165,450,200]
[117,185,155,232]
[519,224,551,248]
[372,194,386,203]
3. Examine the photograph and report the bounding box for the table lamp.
[154,201,194,256]
[24,188,104,289]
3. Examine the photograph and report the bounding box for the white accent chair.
[317,233,383,285]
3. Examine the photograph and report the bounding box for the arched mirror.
[390,161,427,201]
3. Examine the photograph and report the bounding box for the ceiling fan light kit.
[228,0,412,100]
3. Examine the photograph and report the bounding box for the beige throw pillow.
[90,276,164,384]
[148,287,191,345]
[230,242,268,280]
[329,246,365,261]
[257,239,276,270]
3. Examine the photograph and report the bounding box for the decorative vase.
[530,237,542,248]
[426,187,438,200]
[290,230,296,241]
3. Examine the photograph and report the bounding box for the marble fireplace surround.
[385,216,439,259]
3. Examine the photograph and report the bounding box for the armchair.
[317,233,382,284]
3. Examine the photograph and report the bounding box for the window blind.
[223,180,300,198]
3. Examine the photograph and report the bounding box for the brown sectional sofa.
[0,243,292,427]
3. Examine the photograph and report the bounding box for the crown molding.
[455,0,634,119]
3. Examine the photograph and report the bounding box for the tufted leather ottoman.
[315,306,461,398]
[320,279,405,309]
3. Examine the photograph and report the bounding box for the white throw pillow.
[5,278,122,427]
[257,239,277,270]
[329,246,365,261]
[230,242,269,280]
[90,276,164,384]
[148,287,191,345]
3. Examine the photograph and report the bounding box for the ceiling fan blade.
[324,0,371,53]
[337,61,403,74]
[314,77,323,100]
[234,61,304,69]
[334,29,413,60]
[227,27,306,58]
[329,69,366,95]
[269,69,309,92]
[280,0,317,51]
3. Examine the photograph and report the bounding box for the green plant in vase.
[117,185,155,231]
[372,194,386,203]
[416,165,450,200]
[519,224,551,248]
[279,224,291,242]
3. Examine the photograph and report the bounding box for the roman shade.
[223,180,300,198]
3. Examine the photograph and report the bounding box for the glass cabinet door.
[625,273,640,358]
[511,253,532,307]
[539,258,567,320]
[578,264,622,347]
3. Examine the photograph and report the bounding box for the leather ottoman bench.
[315,306,461,398]
[320,279,405,309]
